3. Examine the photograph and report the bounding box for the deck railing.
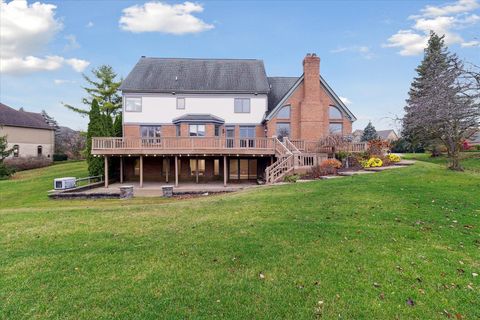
[92,137,276,152]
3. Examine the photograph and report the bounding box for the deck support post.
[104,156,109,188]
[139,155,143,188]
[166,158,169,183]
[195,157,199,184]
[223,156,227,187]
[120,157,123,184]
[174,156,178,187]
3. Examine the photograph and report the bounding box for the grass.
[402,151,480,173]
[0,161,479,319]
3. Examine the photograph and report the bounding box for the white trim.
[264,75,357,122]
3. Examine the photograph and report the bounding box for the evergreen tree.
[0,134,13,179]
[361,121,378,142]
[403,31,480,170]
[63,65,122,118]
[113,113,123,137]
[86,99,105,176]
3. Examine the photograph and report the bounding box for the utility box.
[54,177,76,190]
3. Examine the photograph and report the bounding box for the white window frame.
[125,97,142,112]
[234,98,251,113]
[176,97,185,110]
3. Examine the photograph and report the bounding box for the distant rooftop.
[0,103,53,130]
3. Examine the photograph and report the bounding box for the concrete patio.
[82,181,259,197]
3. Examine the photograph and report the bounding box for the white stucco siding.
[123,93,267,124]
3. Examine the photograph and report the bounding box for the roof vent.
[141,55,146,58]
[175,76,178,81]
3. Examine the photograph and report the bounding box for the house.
[466,128,480,146]
[92,54,357,186]
[352,129,398,142]
[0,103,55,159]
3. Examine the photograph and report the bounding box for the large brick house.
[92,54,357,186]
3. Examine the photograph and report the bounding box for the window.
[214,125,221,137]
[329,106,342,119]
[37,145,42,157]
[329,123,343,135]
[239,126,255,147]
[229,159,257,180]
[141,126,161,138]
[277,105,290,118]
[190,159,205,176]
[13,145,19,157]
[177,97,185,110]
[214,159,220,175]
[234,98,250,113]
[176,125,181,137]
[125,97,142,112]
[276,123,290,140]
[189,124,205,137]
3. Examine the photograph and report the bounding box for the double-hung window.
[234,98,250,113]
[176,97,185,109]
[125,97,142,112]
[189,124,205,137]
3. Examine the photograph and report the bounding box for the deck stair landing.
[265,138,327,183]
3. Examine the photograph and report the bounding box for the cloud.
[339,97,352,105]
[461,39,480,46]
[64,34,80,51]
[119,1,214,34]
[418,0,479,17]
[86,21,94,28]
[54,79,75,85]
[384,0,480,56]
[0,0,89,74]
[0,56,89,75]
[331,46,375,59]
[65,58,90,72]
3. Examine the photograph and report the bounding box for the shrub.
[360,157,383,168]
[53,154,68,162]
[387,154,401,162]
[367,139,390,157]
[4,156,52,172]
[0,163,14,180]
[284,174,300,183]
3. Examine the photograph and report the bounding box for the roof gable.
[0,103,53,130]
[265,75,357,121]
[120,57,270,94]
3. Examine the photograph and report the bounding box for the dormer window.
[234,98,250,113]
[329,106,342,119]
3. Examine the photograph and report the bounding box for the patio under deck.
[82,181,259,197]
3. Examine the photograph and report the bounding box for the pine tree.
[63,65,122,118]
[403,31,480,170]
[0,134,13,179]
[113,113,123,137]
[86,99,105,176]
[361,121,378,142]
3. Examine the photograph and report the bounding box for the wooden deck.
[92,137,277,156]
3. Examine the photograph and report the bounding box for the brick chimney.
[303,53,321,101]
[300,53,326,139]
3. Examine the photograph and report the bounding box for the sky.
[1,0,479,132]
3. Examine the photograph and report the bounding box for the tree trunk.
[447,144,463,171]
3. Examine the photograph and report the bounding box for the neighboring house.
[92,53,357,186]
[466,128,480,146]
[0,103,55,159]
[352,129,398,142]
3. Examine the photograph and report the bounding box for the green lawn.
[402,151,480,173]
[0,161,479,319]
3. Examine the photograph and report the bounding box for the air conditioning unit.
[54,177,76,190]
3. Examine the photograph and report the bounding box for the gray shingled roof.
[0,103,53,130]
[266,77,299,112]
[172,114,225,124]
[120,57,270,93]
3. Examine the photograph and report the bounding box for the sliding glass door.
[229,159,257,180]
